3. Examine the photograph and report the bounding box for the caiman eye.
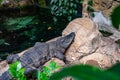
[60,38,65,42]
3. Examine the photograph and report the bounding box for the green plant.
[0,39,10,45]
[87,0,94,14]
[80,0,94,14]
[4,16,36,31]
[88,0,93,6]
[0,0,2,3]
[111,5,120,29]
[20,28,37,40]
[80,0,84,4]
[50,0,81,22]
[37,61,61,80]
[8,61,60,80]
[50,64,120,80]
[9,61,27,80]
[0,39,5,45]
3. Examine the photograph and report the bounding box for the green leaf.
[59,0,62,6]
[43,66,51,76]
[107,63,120,75]
[9,68,17,78]
[9,61,27,80]
[18,68,26,80]
[111,5,120,29]
[37,70,41,80]
[9,61,20,71]
[73,4,77,8]
[49,61,57,71]
[53,17,57,23]
[70,3,74,7]
[37,70,48,80]
[80,0,84,4]
[19,16,35,25]
[64,0,68,5]
[4,16,35,31]
[37,61,61,80]
[50,0,57,5]
[19,68,25,75]
[9,61,20,78]
[50,64,120,80]
[67,16,72,21]
[37,71,48,80]
[40,72,48,80]
[87,6,94,12]
[50,0,79,22]
[69,9,73,14]
[17,62,22,71]
[0,0,2,3]
[0,39,5,45]
[88,0,93,6]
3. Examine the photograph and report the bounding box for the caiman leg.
[55,51,69,64]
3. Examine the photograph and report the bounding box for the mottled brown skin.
[5,32,75,78]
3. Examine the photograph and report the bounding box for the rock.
[18,0,34,7]
[1,0,18,8]
[63,18,120,68]
[92,0,120,17]
[62,18,101,63]
[80,53,112,68]
[0,61,9,76]
[80,37,120,68]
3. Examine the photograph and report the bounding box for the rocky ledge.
[0,18,120,80]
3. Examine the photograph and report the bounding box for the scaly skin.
[6,32,75,77]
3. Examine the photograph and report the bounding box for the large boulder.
[62,18,120,68]
[62,18,101,63]
[80,37,120,68]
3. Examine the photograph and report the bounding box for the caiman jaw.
[57,32,75,49]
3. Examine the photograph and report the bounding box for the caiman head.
[6,54,19,64]
[56,32,75,53]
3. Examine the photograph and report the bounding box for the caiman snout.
[67,32,75,39]
[57,32,75,49]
